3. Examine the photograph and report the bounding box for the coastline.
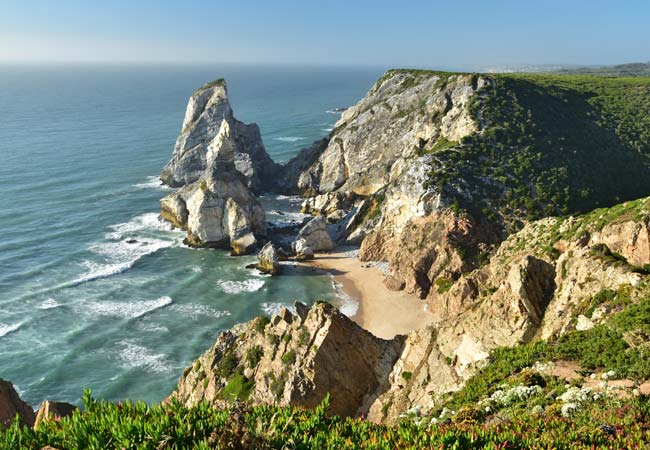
[304,250,434,339]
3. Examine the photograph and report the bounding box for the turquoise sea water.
[0,64,383,407]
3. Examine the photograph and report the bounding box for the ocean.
[0,64,383,407]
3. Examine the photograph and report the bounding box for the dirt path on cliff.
[304,250,434,339]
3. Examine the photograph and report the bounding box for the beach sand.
[305,250,434,339]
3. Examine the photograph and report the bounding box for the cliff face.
[169,302,403,418]
[172,196,650,423]
[284,69,650,298]
[160,79,279,192]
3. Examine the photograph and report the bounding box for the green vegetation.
[220,369,254,402]
[417,136,458,156]
[444,296,650,413]
[422,72,650,227]
[281,349,297,365]
[246,346,263,369]
[434,277,454,294]
[2,388,648,449]
[254,316,270,333]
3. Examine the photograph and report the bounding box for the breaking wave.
[84,296,173,319]
[217,279,265,294]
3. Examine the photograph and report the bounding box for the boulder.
[292,238,315,261]
[0,379,35,428]
[295,216,334,252]
[34,401,77,430]
[256,242,281,275]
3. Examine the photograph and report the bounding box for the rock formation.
[160,120,267,254]
[160,79,279,192]
[169,302,404,418]
[293,216,334,253]
[256,242,281,275]
[0,379,35,428]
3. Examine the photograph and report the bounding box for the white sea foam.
[274,194,303,204]
[74,213,182,284]
[37,298,62,310]
[106,213,174,240]
[331,280,359,317]
[218,279,265,294]
[321,127,333,132]
[273,136,305,142]
[137,321,170,333]
[84,296,173,319]
[326,109,345,114]
[132,176,173,191]
[0,322,22,338]
[170,303,231,320]
[260,302,295,316]
[117,340,174,373]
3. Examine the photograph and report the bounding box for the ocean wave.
[106,213,175,240]
[117,340,174,373]
[170,303,231,320]
[260,302,295,316]
[218,279,265,294]
[137,321,170,333]
[132,176,173,191]
[0,322,22,338]
[74,213,182,284]
[320,127,333,132]
[274,194,303,204]
[273,136,305,142]
[84,296,173,319]
[325,108,346,114]
[331,280,359,317]
[37,298,62,310]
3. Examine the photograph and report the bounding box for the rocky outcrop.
[160,120,267,254]
[0,380,35,428]
[256,242,281,275]
[34,401,76,430]
[294,216,334,252]
[160,79,279,192]
[292,239,314,261]
[301,192,357,223]
[169,302,404,418]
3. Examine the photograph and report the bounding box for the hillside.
[4,69,650,449]
[284,69,650,301]
[556,62,650,77]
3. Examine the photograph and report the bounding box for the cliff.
[171,195,650,424]
[284,70,650,299]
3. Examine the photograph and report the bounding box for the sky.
[1,0,649,69]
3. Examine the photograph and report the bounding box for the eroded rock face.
[256,242,281,275]
[294,216,334,252]
[160,120,266,254]
[0,379,35,428]
[169,303,404,418]
[160,79,278,192]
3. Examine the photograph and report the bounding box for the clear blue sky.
[1,0,648,68]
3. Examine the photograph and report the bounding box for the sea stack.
[159,79,277,255]
[160,79,279,192]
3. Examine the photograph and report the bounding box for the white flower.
[531,405,544,414]
[561,402,580,417]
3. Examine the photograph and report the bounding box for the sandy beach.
[305,250,434,339]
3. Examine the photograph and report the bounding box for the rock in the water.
[292,238,315,261]
[169,302,404,418]
[256,242,281,275]
[0,379,35,428]
[34,401,77,430]
[161,120,267,255]
[295,216,334,252]
[160,78,278,192]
